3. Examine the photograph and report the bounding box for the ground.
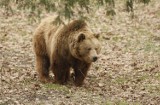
[0,0,160,105]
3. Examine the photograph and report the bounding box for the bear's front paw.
[40,77,53,83]
[74,80,84,87]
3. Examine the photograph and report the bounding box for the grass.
[155,73,160,79]
[43,83,69,92]
[114,76,129,84]
[105,100,142,105]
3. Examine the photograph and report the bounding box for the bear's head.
[70,31,101,63]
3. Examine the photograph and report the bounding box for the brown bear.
[33,16,101,86]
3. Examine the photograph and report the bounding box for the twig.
[78,69,85,77]
[0,58,4,100]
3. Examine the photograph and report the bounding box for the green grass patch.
[136,74,149,82]
[116,100,128,105]
[155,73,160,79]
[112,36,123,42]
[113,76,129,84]
[43,83,69,92]
[105,100,142,105]
[144,84,160,95]
[156,10,160,17]
[105,101,114,105]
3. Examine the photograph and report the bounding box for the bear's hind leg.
[35,55,50,83]
[51,64,70,84]
[56,68,70,84]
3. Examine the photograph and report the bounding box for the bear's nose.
[93,56,98,62]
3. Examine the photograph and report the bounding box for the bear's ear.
[78,33,85,42]
[94,33,100,39]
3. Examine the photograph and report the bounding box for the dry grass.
[0,0,160,105]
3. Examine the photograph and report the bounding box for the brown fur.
[33,16,101,86]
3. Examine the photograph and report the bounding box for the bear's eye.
[87,48,91,51]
